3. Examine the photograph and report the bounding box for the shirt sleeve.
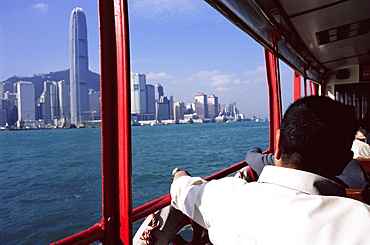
[171,175,251,231]
[245,146,275,175]
[170,176,208,228]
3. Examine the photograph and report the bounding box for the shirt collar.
[257,166,346,197]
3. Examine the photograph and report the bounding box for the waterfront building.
[131,73,147,114]
[156,96,171,120]
[168,95,174,120]
[0,99,6,126]
[227,101,239,117]
[146,84,155,116]
[16,81,35,126]
[39,80,70,126]
[195,93,208,119]
[155,83,164,102]
[89,90,100,120]
[0,81,14,98]
[153,83,172,120]
[208,94,219,117]
[219,104,226,115]
[173,102,185,121]
[184,102,195,115]
[131,73,155,121]
[39,81,57,125]
[70,7,89,125]
[57,80,70,123]
[3,92,17,126]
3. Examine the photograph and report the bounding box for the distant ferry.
[149,121,164,126]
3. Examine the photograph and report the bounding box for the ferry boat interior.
[52,0,370,244]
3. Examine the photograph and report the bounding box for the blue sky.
[0,0,294,118]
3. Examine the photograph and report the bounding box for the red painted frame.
[99,0,132,244]
[265,48,282,153]
[294,71,301,101]
[52,1,284,244]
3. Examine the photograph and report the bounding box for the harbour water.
[0,121,269,244]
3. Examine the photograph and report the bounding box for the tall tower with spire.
[69,7,89,125]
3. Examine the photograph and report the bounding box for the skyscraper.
[57,80,70,121]
[16,81,35,125]
[69,7,89,125]
[131,73,148,114]
[146,84,155,116]
[195,93,208,119]
[155,83,164,102]
[39,81,55,124]
[173,102,185,121]
[156,96,171,120]
[208,94,219,117]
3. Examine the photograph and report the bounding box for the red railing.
[52,161,247,244]
[51,223,105,245]
[53,0,282,243]
[132,161,247,222]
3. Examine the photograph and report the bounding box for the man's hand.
[172,168,190,181]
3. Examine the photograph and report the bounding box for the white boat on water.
[150,121,164,126]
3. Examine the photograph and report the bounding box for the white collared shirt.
[171,166,370,245]
[352,139,370,159]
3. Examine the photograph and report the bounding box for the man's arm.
[245,146,275,175]
[171,169,208,228]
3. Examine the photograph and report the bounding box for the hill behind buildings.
[1,69,100,99]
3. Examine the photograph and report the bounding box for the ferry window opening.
[1,2,102,244]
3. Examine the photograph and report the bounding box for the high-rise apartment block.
[89,90,100,120]
[130,75,175,121]
[173,102,185,121]
[228,101,239,117]
[38,80,70,125]
[39,81,57,124]
[131,73,148,114]
[146,84,155,116]
[2,92,17,126]
[155,83,164,102]
[70,7,89,125]
[156,96,171,120]
[195,93,208,119]
[16,81,35,126]
[131,73,155,121]
[57,80,71,121]
[208,94,219,117]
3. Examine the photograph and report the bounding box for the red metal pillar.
[264,49,282,153]
[303,77,307,97]
[338,91,345,104]
[348,93,353,106]
[364,95,369,116]
[309,81,318,96]
[355,93,362,119]
[294,71,301,101]
[99,0,132,244]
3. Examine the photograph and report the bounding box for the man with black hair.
[171,96,370,244]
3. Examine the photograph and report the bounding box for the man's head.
[275,96,357,179]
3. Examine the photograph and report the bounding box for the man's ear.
[275,129,282,160]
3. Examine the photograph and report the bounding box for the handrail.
[52,161,248,244]
[50,222,104,245]
[132,161,247,222]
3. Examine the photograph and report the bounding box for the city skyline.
[1,1,296,118]
[130,72,244,123]
[0,67,249,128]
